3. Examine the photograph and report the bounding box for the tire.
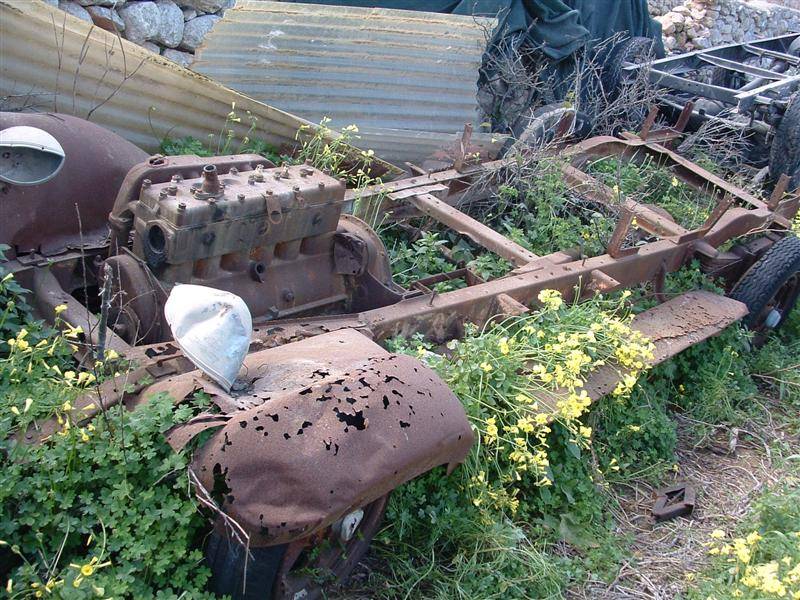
[601,37,657,101]
[503,103,593,156]
[769,92,800,192]
[730,235,800,343]
[206,531,286,599]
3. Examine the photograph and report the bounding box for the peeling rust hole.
[399,421,410,428]
[302,421,313,428]
[267,413,279,422]
[345,397,357,404]
[299,387,312,395]
[283,433,291,440]
[391,389,404,398]
[334,407,367,431]
[255,426,264,432]
[239,421,247,428]
[383,395,389,409]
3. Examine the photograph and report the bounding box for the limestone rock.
[75,0,126,6]
[177,0,231,13]
[141,41,161,54]
[163,48,194,67]
[58,1,93,22]
[182,6,197,20]
[119,1,160,44]
[154,0,184,48]
[85,5,125,32]
[180,14,219,51]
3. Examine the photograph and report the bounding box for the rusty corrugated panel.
[0,0,401,175]
[193,1,493,160]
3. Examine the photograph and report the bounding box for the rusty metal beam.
[399,192,540,266]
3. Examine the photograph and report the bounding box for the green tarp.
[283,0,663,61]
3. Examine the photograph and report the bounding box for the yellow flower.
[54,304,68,315]
[64,371,76,382]
[537,289,563,310]
[498,337,510,355]
[671,176,679,187]
[480,361,493,373]
[745,531,762,545]
[710,529,726,540]
[579,426,592,438]
[80,563,94,577]
[23,398,32,413]
[105,349,119,361]
[10,406,20,416]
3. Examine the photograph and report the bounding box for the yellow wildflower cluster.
[458,289,656,516]
[706,529,800,598]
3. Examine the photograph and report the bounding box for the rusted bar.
[670,100,695,143]
[699,193,735,232]
[453,123,474,172]
[607,207,635,258]
[400,192,540,266]
[639,106,660,140]
[768,173,791,210]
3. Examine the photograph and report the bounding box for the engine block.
[105,157,399,344]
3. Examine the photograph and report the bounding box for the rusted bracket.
[699,193,736,232]
[666,101,695,150]
[453,123,474,173]
[639,105,660,141]
[398,192,539,267]
[653,483,696,522]
[586,269,621,293]
[607,207,636,259]
[768,173,791,210]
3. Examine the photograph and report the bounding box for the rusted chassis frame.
[15,135,799,360]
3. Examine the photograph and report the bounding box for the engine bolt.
[142,179,152,188]
[318,182,325,190]
[293,185,300,192]
[237,193,245,202]
[229,167,239,175]
[283,289,294,302]
[167,184,178,196]
[177,202,186,211]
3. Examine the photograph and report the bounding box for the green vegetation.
[691,484,800,599]
[588,155,716,230]
[0,258,214,599]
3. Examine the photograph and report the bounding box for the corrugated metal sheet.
[355,127,504,166]
[0,0,400,175]
[193,1,492,138]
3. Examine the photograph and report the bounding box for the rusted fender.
[0,112,147,258]
[163,352,473,547]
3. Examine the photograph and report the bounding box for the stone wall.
[43,0,231,67]
[43,0,800,67]
[652,0,800,52]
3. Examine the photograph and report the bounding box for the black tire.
[769,92,800,191]
[206,531,286,599]
[601,37,657,100]
[503,103,593,156]
[730,236,800,342]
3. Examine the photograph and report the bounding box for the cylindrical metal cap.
[0,125,66,185]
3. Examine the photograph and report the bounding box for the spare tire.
[601,37,658,101]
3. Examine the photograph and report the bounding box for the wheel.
[600,37,657,101]
[581,37,656,132]
[730,235,800,345]
[206,531,287,599]
[502,103,593,156]
[273,494,390,600]
[769,92,800,192]
[206,494,389,599]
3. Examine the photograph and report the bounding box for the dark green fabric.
[284,0,662,61]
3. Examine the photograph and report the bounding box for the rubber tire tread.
[769,92,800,190]
[730,235,800,329]
[206,530,286,600]
[601,37,656,100]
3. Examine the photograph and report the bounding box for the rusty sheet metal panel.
[193,1,493,161]
[146,329,473,547]
[0,0,400,176]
